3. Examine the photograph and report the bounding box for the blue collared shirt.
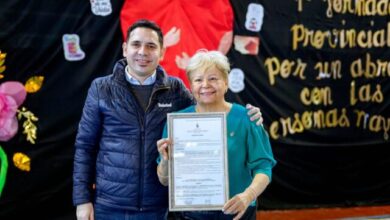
[125,65,156,85]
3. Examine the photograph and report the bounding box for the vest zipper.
[138,85,168,211]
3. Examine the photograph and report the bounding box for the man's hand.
[76,202,94,220]
[246,103,263,126]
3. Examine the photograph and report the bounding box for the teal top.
[160,103,276,205]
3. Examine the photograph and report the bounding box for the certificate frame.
[167,112,229,211]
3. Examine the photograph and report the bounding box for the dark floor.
[56,205,390,220]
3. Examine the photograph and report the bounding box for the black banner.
[228,0,390,209]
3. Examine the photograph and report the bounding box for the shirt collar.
[125,65,156,85]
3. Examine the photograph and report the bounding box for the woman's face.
[190,67,228,106]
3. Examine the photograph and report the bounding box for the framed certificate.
[167,112,229,211]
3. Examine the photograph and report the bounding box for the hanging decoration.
[0,49,43,197]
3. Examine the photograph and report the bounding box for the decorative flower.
[0,51,41,197]
[13,152,30,172]
[0,81,27,141]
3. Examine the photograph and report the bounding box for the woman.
[157,50,276,220]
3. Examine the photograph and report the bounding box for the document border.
[167,112,229,211]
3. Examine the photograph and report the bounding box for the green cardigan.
[160,103,276,204]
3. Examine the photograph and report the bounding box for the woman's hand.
[222,189,255,220]
[224,174,270,219]
[156,138,171,161]
[157,138,171,186]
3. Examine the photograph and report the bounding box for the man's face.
[122,27,164,82]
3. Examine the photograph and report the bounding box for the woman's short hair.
[186,50,230,81]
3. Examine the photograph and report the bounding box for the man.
[73,19,262,220]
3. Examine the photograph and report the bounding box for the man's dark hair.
[126,19,164,47]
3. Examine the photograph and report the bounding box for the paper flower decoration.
[13,152,31,172]
[0,51,6,79]
[0,50,42,197]
[25,76,44,93]
[0,81,27,141]
[0,80,27,197]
